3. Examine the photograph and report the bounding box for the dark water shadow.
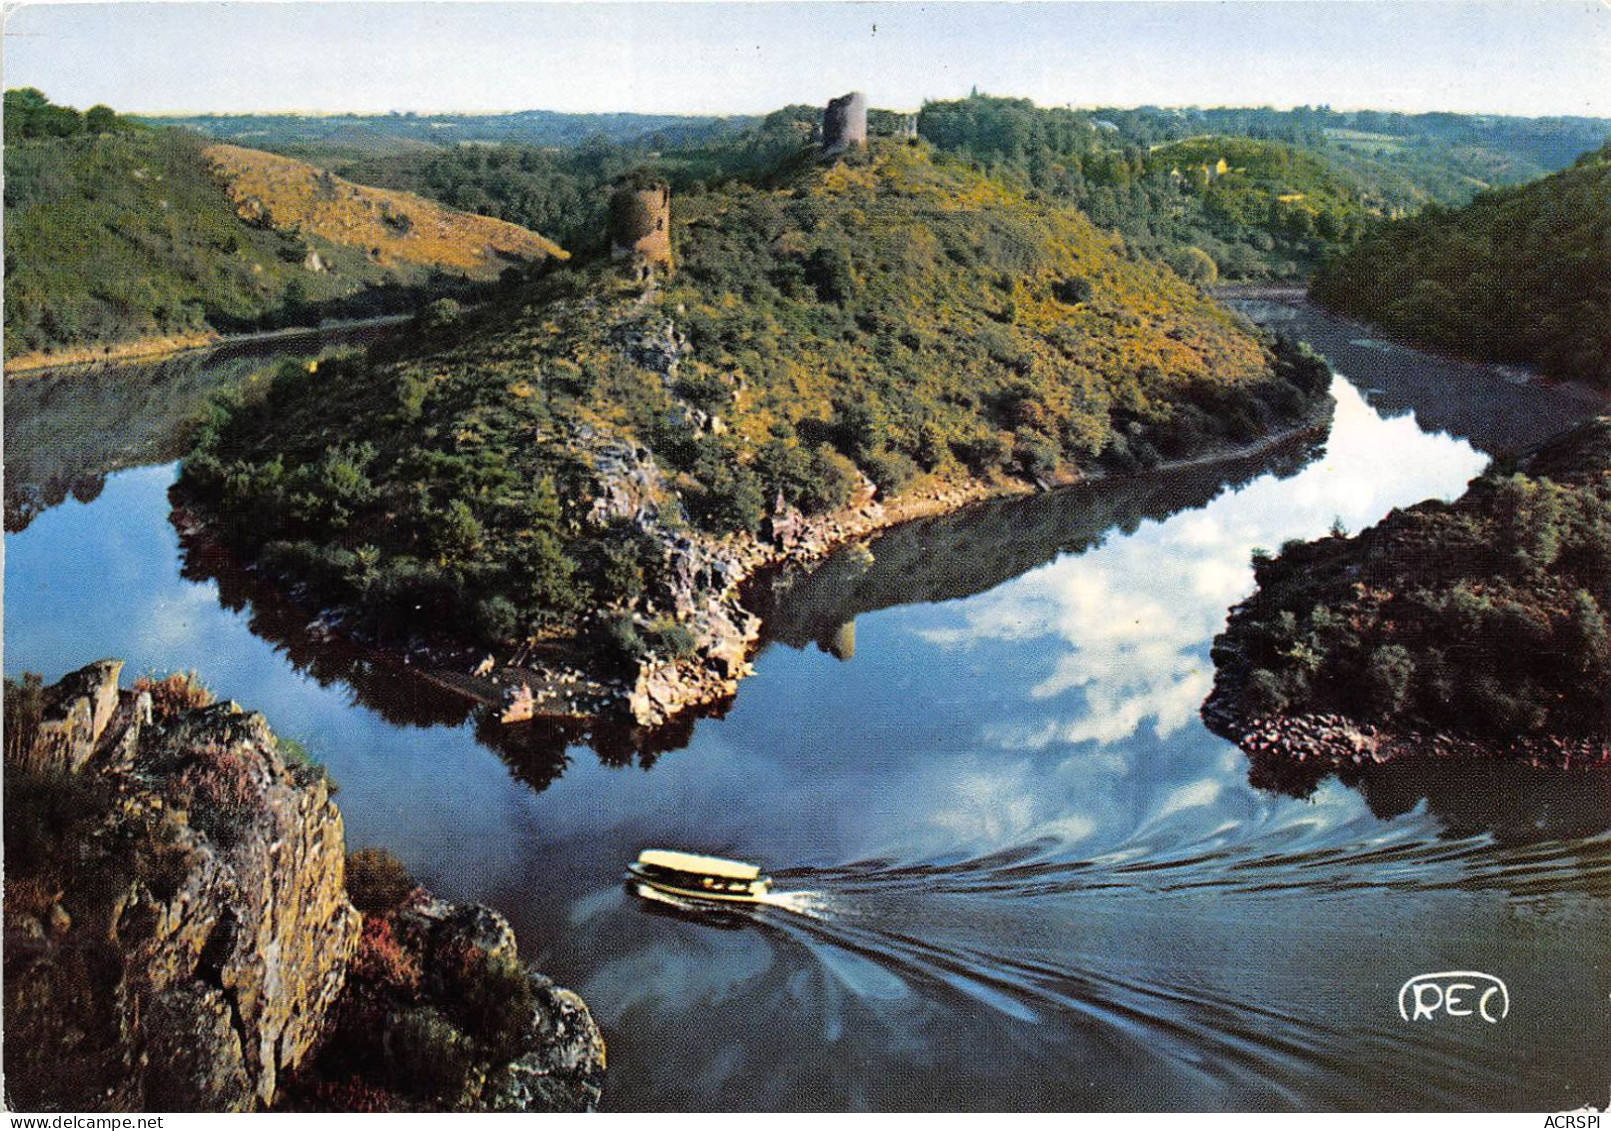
[172,490,708,789]
[1231,298,1602,458]
[4,321,397,532]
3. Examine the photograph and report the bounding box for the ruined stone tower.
[822,91,868,155]
[609,181,673,279]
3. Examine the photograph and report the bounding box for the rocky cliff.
[3,662,603,1112]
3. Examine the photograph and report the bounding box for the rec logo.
[1397,971,1509,1023]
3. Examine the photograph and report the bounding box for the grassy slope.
[180,140,1330,655]
[3,129,564,361]
[1310,143,1611,385]
[1210,418,1611,740]
[203,144,566,276]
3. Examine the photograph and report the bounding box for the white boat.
[627,849,772,904]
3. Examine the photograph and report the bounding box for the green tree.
[84,104,119,134]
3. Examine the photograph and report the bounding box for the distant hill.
[142,109,756,160]
[150,99,1611,288]
[1310,143,1611,385]
[3,92,566,366]
[915,97,1611,281]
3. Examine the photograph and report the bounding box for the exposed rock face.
[4,661,359,1111]
[822,91,868,154]
[4,663,604,1113]
[20,658,124,774]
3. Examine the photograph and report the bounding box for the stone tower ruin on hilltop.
[609,181,673,279]
[822,92,868,155]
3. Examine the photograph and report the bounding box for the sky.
[3,1,1609,119]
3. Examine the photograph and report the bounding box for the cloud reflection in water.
[916,378,1488,758]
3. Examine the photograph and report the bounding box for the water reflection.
[757,424,1327,656]
[778,375,1487,769]
[3,322,394,532]
[6,300,1611,1110]
[1230,299,1603,457]
[164,380,1333,792]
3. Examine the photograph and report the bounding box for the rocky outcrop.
[4,661,359,1110]
[1203,415,1611,780]
[3,663,604,1112]
[288,893,605,1112]
[19,657,124,774]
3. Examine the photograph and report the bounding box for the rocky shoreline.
[1202,412,1611,784]
[1203,695,1611,775]
[1202,635,1611,792]
[618,410,1335,728]
[176,392,1332,737]
[3,661,604,1112]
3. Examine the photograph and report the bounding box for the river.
[5,300,1608,1111]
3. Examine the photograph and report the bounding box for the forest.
[2,92,558,362]
[17,88,1605,363]
[269,95,1611,283]
[1311,142,1611,385]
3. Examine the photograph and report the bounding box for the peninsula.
[177,96,1334,729]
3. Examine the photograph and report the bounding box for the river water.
[5,302,1609,1111]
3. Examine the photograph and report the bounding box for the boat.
[627,849,772,904]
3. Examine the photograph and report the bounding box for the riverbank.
[3,315,411,379]
[1226,286,1611,416]
[1203,691,1611,779]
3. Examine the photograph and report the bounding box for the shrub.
[415,297,461,335]
[600,611,647,665]
[4,765,114,881]
[1014,431,1061,480]
[178,745,265,848]
[135,671,214,720]
[351,915,423,997]
[387,1007,473,1101]
[1169,246,1219,285]
[276,734,338,793]
[475,595,521,644]
[861,448,919,496]
[442,942,536,1063]
[690,463,766,534]
[1244,668,1290,715]
[644,618,698,660]
[796,445,861,514]
[1052,275,1093,305]
[4,673,45,766]
[1363,644,1415,719]
[955,430,1011,476]
[346,848,418,915]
